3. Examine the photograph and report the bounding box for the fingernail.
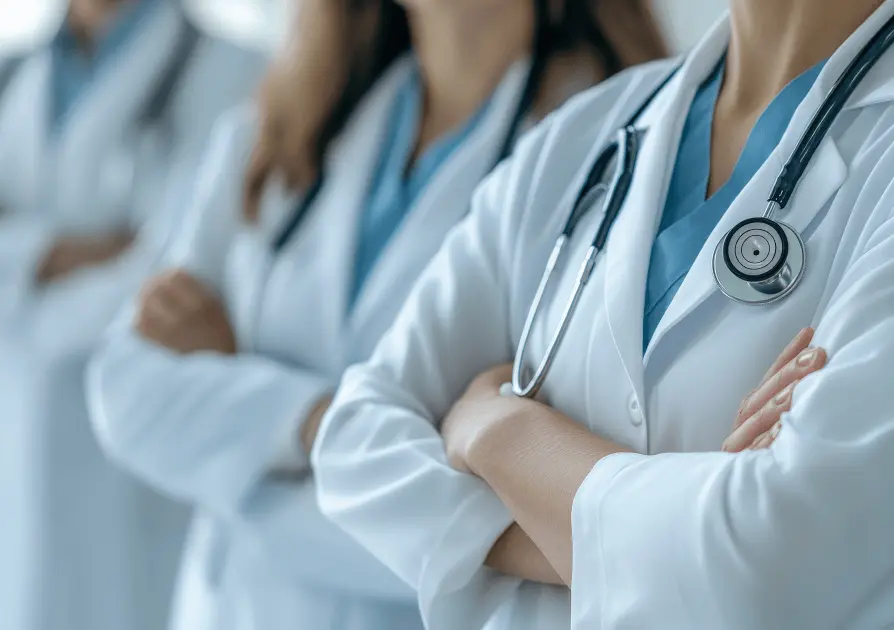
[775,383,794,405]
[797,348,818,367]
[770,422,782,439]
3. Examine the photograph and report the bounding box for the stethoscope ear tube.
[594,127,637,248]
[511,239,601,398]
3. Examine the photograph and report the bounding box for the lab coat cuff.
[268,382,334,474]
[418,487,522,630]
[570,451,644,617]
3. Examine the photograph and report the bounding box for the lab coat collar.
[257,56,417,357]
[0,53,49,213]
[599,19,726,408]
[641,2,894,366]
[50,1,184,223]
[347,58,533,338]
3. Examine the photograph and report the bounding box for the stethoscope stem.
[762,200,782,219]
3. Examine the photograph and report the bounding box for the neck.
[408,2,532,152]
[725,0,884,111]
[68,0,129,52]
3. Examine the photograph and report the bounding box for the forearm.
[485,522,565,586]
[469,406,629,584]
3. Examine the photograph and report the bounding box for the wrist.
[465,403,530,479]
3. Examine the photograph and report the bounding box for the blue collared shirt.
[350,68,492,308]
[642,58,826,351]
[51,0,161,131]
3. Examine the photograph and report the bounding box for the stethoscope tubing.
[511,11,894,398]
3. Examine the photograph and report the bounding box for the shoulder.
[477,57,680,234]
[167,29,267,141]
[509,57,679,178]
[540,57,681,156]
[187,34,268,98]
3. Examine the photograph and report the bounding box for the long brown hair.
[590,0,669,68]
[244,0,667,221]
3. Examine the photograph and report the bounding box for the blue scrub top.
[350,68,492,308]
[642,58,826,351]
[51,0,160,131]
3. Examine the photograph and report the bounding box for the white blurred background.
[0,0,728,55]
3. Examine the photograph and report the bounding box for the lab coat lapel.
[53,2,182,229]
[0,52,51,213]
[638,4,894,363]
[348,60,531,337]
[599,39,715,403]
[304,58,416,350]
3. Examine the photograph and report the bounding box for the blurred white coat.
[0,2,266,629]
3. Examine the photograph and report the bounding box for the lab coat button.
[627,395,644,426]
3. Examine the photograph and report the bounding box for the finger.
[724,382,796,453]
[737,345,826,425]
[759,328,814,386]
[135,297,178,340]
[160,270,212,313]
[747,422,783,451]
[748,431,774,451]
[733,328,813,430]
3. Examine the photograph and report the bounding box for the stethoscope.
[511,12,894,400]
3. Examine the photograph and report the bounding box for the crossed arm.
[442,329,826,585]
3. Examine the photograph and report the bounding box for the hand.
[36,231,135,284]
[441,363,529,475]
[134,269,237,355]
[723,328,828,452]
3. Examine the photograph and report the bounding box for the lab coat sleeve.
[310,125,558,630]
[87,107,410,601]
[88,327,332,520]
[569,198,894,627]
[25,227,172,361]
[0,212,55,323]
[234,480,416,601]
[86,107,330,516]
[6,53,263,361]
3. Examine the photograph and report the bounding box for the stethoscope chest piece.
[712,217,805,305]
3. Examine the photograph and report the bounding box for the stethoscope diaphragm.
[712,217,805,305]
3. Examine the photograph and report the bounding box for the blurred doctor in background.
[0,1,266,629]
[86,0,665,629]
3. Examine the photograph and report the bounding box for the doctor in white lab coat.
[0,2,265,629]
[312,0,894,628]
[86,1,667,629]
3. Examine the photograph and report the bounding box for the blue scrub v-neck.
[642,58,826,351]
[51,0,160,132]
[349,68,491,309]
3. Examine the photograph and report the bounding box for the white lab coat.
[0,3,266,630]
[312,4,894,629]
[87,56,539,630]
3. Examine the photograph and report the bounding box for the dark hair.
[316,0,668,167]
[313,0,411,166]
